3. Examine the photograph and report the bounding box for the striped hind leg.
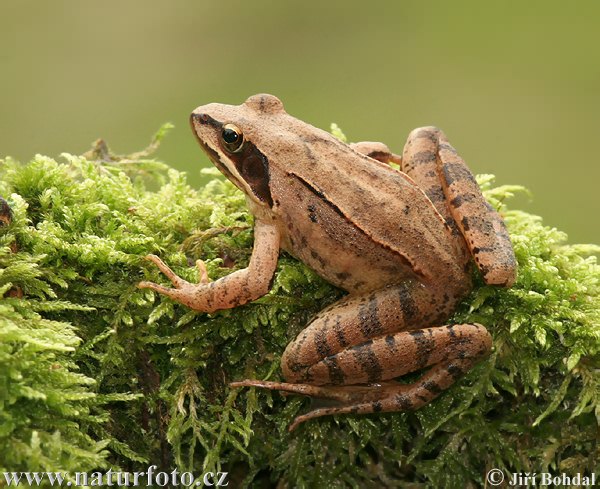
[233,323,491,431]
[230,283,491,430]
[403,127,517,286]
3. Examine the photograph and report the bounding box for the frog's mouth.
[190,112,272,208]
[199,138,243,189]
[189,114,245,193]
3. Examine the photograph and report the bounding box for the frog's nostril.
[191,113,207,122]
[191,112,219,127]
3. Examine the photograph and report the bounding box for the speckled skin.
[138,94,516,431]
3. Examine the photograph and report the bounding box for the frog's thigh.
[299,323,490,386]
[403,126,517,287]
[281,282,455,384]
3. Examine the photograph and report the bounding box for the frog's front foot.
[138,254,219,312]
[140,254,210,287]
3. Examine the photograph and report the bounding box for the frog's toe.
[288,400,382,432]
[143,254,189,288]
[289,410,330,432]
[195,259,210,284]
[230,379,302,392]
[138,280,177,296]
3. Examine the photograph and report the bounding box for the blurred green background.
[1,1,598,243]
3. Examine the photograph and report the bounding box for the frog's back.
[269,126,470,294]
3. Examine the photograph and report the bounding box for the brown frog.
[138,94,516,431]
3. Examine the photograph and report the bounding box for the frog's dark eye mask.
[190,113,272,207]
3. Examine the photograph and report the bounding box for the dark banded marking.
[446,325,457,338]
[433,132,517,287]
[460,216,494,235]
[398,283,418,323]
[351,340,383,382]
[372,400,383,413]
[410,329,435,369]
[385,334,397,352]
[333,315,348,348]
[395,394,413,410]
[323,356,345,385]
[314,327,333,358]
[422,380,442,395]
[461,216,470,231]
[442,162,478,187]
[357,294,384,339]
[336,271,350,281]
[308,204,318,223]
[449,193,476,208]
[310,249,327,267]
[447,363,465,381]
[285,358,308,374]
[410,150,437,165]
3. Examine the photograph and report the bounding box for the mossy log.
[0,127,598,487]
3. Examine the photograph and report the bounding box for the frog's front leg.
[232,283,491,431]
[138,219,280,313]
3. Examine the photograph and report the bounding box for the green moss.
[0,128,598,486]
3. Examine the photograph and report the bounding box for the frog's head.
[190,94,288,209]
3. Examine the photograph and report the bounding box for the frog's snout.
[190,112,219,128]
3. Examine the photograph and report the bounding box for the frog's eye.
[221,124,244,153]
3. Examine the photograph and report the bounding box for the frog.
[138,94,517,431]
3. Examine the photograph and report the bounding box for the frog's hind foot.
[233,322,493,431]
[230,380,394,431]
[229,379,375,401]
[231,362,472,432]
[285,358,480,431]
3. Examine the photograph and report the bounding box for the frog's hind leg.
[286,355,482,432]
[234,323,491,431]
[231,283,491,431]
[403,127,517,287]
